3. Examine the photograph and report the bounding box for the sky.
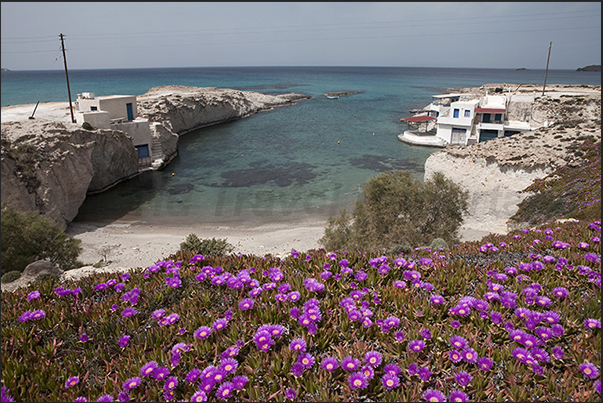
[1,2,601,71]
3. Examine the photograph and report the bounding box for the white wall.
[75,110,110,129]
[111,118,152,155]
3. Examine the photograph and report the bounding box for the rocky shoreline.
[1,86,310,228]
[425,83,601,235]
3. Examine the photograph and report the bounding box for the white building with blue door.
[399,91,537,147]
[75,92,154,165]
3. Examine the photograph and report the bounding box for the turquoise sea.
[1,67,600,226]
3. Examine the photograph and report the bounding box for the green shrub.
[179,234,233,256]
[0,204,82,275]
[319,170,468,252]
[429,237,449,250]
[0,270,22,284]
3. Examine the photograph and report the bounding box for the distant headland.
[577,65,601,72]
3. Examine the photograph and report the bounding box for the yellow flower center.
[387,380,394,386]
[225,365,232,371]
[302,359,309,365]
[326,364,333,370]
[354,380,362,386]
[430,397,439,402]
[129,382,137,388]
[168,382,175,388]
[585,368,592,374]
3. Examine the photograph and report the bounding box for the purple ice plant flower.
[140,361,158,377]
[215,382,234,401]
[96,395,113,402]
[118,335,130,348]
[423,389,447,402]
[449,350,463,363]
[364,351,383,367]
[80,333,89,343]
[407,339,426,353]
[289,337,307,352]
[461,347,478,363]
[152,366,170,381]
[449,335,467,350]
[232,375,249,391]
[194,326,212,340]
[291,362,304,377]
[321,356,339,372]
[186,368,201,383]
[477,357,494,371]
[449,390,470,402]
[65,375,79,389]
[578,362,600,379]
[285,388,297,400]
[122,377,141,391]
[381,373,400,390]
[212,318,228,331]
[121,307,137,318]
[164,376,178,390]
[341,356,361,371]
[455,370,473,387]
[27,290,41,301]
[347,372,368,390]
[430,294,444,305]
[418,366,432,382]
[238,298,254,310]
[190,391,208,402]
[584,318,601,329]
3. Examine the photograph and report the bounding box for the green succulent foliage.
[320,170,468,252]
[0,204,82,275]
[179,234,233,257]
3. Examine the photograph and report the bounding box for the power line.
[1,8,600,44]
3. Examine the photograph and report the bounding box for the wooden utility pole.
[60,33,76,123]
[541,42,552,97]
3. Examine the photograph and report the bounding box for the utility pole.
[60,33,76,123]
[541,42,552,97]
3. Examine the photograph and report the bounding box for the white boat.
[325,95,339,99]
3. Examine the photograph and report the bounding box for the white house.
[75,92,155,166]
[399,91,537,147]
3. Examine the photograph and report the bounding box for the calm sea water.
[2,67,600,226]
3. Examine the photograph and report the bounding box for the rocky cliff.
[1,87,310,228]
[425,84,601,237]
[1,121,139,228]
[136,85,310,135]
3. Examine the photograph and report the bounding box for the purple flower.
[449,350,463,363]
[535,326,553,341]
[455,370,473,387]
[27,290,41,301]
[423,389,446,402]
[450,320,461,329]
[220,358,238,374]
[212,318,228,331]
[65,375,79,389]
[461,347,478,363]
[418,365,432,381]
[421,328,433,340]
[96,395,113,402]
[232,375,249,390]
[194,326,212,340]
[122,377,141,391]
[298,352,315,369]
[117,392,128,403]
[321,356,339,372]
[118,335,130,348]
[238,298,254,310]
[364,351,383,367]
[552,345,565,360]
[512,347,530,363]
[478,357,494,371]
[449,390,470,402]
[584,318,601,329]
[291,362,305,377]
[285,388,297,400]
[79,333,89,343]
[383,363,401,376]
[164,376,178,390]
[190,391,207,402]
[215,382,234,401]
[289,338,307,352]
[407,339,426,353]
[121,307,137,318]
[430,294,444,305]
[594,379,601,394]
[449,336,467,350]
[140,361,158,377]
[185,368,201,383]
[579,362,600,379]
[152,366,170,381]
[341,356,361,371]
[348,372,368,390]
[381,373,400,390]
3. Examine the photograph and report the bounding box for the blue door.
[126,103,134,121]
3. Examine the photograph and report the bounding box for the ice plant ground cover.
[1,220,600,402]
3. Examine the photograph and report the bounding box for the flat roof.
[475,107,506,113]
[402,115,437,122]
[432,93,463,98]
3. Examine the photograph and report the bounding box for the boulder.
[22,260,64,278]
